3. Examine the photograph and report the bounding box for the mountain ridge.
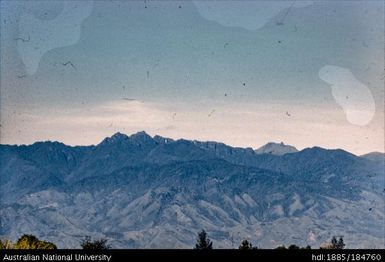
[0,131,384,248]
[2,131,382,157]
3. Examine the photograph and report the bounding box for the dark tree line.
[1,232,346,250]
[0,235,110,250]
[193,230,346,250]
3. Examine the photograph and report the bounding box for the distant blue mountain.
[255,142,298,155]
[0,132,383,248]
[361,152,385,164]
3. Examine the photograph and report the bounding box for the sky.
[0,0,384,155]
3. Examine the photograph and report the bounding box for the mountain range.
[0,131,384,248]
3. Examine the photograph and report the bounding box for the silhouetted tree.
[194,230,213,249]
[331,236,338,248]
[15,234,56,249]
[275,245,287,249]
[336,237,345,249]
[239,239,253,250]
[80,236,110,250]
[330,236,345,249]
[288,244,300,249]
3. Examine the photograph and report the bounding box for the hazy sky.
[1,0,384,155]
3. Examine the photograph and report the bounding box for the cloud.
[193,1,313,31]
[1,99,383,155]
[319,65,375,126]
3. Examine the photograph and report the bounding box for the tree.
[330,236,345,249]
[80,236,110,250]
[275,245,287,249]
[331,236,338,248]
[288,244,300,249]
[15,234,56,249]
[239,239,253,250]
[0,239,14,249]
[336,237,345,249]
[194,230,213,249]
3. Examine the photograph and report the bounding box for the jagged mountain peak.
[129,131,153,141]
[111,132,129,140]
[99,132,129,145]
[100,131,154,146]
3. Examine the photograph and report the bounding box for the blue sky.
[1,0,384,154]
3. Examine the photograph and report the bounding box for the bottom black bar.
[1,249,384,262]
